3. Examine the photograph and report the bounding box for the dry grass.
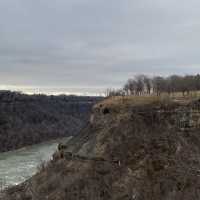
[171,91,200,98]
[95,95,167,110]
[96,92,200,110]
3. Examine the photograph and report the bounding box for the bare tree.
[122,74,200,97]
[125,79,137,95]
[135,75,145,96]
[143,75,152,95]
[152,76,165,96]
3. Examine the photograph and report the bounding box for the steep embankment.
[0,91,101,152]
[3,96,200,200]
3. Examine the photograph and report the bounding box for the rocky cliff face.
[2,96,200,200]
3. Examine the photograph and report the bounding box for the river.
[0,137,71,190]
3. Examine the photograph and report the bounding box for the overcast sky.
[0,0,200,95]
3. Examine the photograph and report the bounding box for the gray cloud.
[0,0,200,94]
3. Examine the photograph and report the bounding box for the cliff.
[0,91,102,152]
[2,96,200,200]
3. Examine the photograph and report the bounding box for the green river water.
[0,137,70,189]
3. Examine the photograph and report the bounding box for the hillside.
[0,91,102,152]
[2,96,200,200]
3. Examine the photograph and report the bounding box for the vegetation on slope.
[0,91,102,152]
[3,96,200,200]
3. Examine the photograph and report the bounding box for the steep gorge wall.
[0,91,102,152]
[50,99,200,200]
[3,97,200,200]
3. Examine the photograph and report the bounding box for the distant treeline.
[0,91,102,152]
[106,74,200,96]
